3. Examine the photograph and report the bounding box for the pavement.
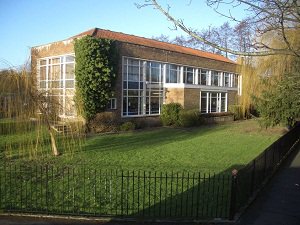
[237,143,300,225]
[1,144,299,225]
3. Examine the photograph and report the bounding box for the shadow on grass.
[82,124,228,154]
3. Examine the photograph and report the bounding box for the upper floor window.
[199,69,209,85]
[166,64,180,83]
[224,72,230,87]
[183,67,195,84]
[211,71,222,86]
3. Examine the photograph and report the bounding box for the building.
[31,28,241,122]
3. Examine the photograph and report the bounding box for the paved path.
[237,144,300,225]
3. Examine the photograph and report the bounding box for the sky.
[0,0,247,70]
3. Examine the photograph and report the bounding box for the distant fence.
[0,123,299,221]
[230,122,300,219]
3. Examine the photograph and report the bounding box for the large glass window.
[38,55,75,117]
[201,91,227,113]
[123,57,163,117]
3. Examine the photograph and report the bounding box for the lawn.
[1,119,286,173]
[0,119,287,219]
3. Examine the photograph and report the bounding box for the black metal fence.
[0,123,299,221]
[230,123,300,219]
[0,165,232,220]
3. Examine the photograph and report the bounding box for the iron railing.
[0,123,299,221]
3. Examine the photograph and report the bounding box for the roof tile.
[73,28,236,64]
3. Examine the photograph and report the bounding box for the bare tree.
[137,0,300,57]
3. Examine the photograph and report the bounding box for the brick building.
[31,28,241,122]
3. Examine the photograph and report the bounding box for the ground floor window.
[201,91,227,113]
[122,57,164,117]
[38,54,75,117]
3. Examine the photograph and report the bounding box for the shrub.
[88,112,119,133]
[160,103,183,126]
[228,105,243,120]
[119,121,136,131]
[178,109,201,127]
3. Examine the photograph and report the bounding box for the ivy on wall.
[74,36,117,120]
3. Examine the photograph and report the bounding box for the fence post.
[229,169,238,220]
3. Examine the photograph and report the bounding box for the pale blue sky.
[0,0,246,69]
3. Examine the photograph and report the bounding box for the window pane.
[51,65,60,80]
[65,80,74,88]
[39,81,46,88]
[66,63,75,79]
[211,93,217,112]
[200,69,208,85]
[201,92,207,113]
[128,97,139,115]
[66,55,75,62]
[40,60,47,66]
[40,67,46,80]
[128,82,139,89]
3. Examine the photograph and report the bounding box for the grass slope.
[42,119,285,173]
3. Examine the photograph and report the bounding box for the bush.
[160,103,183,126]
[228,105,243,120]
[178,109,201,127]
[119,121,136,131]
[88,112,119,133]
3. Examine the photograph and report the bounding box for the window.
[201,91,227,113]
[166,64,180,83]
[37,54,75,117]
[211,71,222,86]
[224,72,230,87]
[123,57,163,117]
[199,69,209,85]
[183,67,194,84]
[233,74,239,88]
[108,98,117,110]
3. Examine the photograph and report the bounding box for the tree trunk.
[49,128,59,156]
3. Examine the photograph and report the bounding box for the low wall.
[202,115,234,124]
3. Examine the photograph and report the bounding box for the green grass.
[1,119,285,173]
[0,119,286,219]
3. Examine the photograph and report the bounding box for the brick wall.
[31,39,239,122]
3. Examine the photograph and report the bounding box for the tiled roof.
[72,28,236,64]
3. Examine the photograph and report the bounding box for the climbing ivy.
[74,36,117,120]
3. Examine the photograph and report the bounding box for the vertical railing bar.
[46,165,49,214]
[137,171,140,215]
[165,172,168,217]
[175,172,179,217]
[191,172,195,218]
[148,171,151,217]
[159,171,162,217]
[110,169,113,215]
[121,170,124,216]
[99,169,102,214]
[201,173,206,217]
[180,172,184,217]
[196,172,201,219]
[215,173,220,218]
[132,170,135,216]
[126,170,129,216]
[154,171,157,217]
[185,172,190,217]
[211,173,216,218]
[116,170,119,216]
[72,167,75,214]
[94,169,97,216]
[61,166,65,214]
[169,171,173,217]
[143,171,146,216]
